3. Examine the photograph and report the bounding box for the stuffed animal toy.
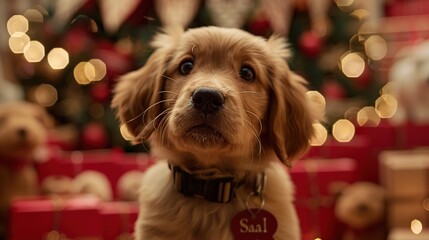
[335,182,388,240]
[71,170,113,201]
[41,170,113,201]
[116,170,145,201]
[389,40,429,125]
[0,101,53,239]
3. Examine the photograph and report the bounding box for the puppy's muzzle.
[192,87,225,114]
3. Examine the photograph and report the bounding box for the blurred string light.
[365,35,388,61]
[9,32,30,53]
[350,9,370,21]
[23,40,45,62]
[74,59,107,85]
[48,48,69,70]
[7,15,28,35]
[306,91,326,112]
[380,82,397,95]
[332,119,355,142]
[423,198,429,212]
[120,124,134,141]
[340,52,365,78]
[335,0,354,7]
[24,9,44,22]
[32,84,58,107]
[357,106,380,126]
[86,59,107,81]
[411,219,423,235]
[310,123,328,146]
[375,94,397,119]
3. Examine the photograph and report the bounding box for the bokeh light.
[48,48,69,70]
[120,124,134,141]
[335,0,354,7]
[9,32,30,54]
[24,9,44,22]
[411,219,423,235]
[23,41,45,63]
[74,62,91,85]
[306,91,326,112]
[341,52,365,78]
[7,15,29,35]
[34,84,58,107]
[310,123,328,146]
[365,35,388,61]
[357,106,380,126]
[86,59,107,81]
[375,94,398,118]
[332,119,355,142]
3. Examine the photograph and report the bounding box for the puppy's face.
[113,27,316,171]
[0,102,53,160]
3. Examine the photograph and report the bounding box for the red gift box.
[307,136,375,182]
[402,123,429,149]
[36,150,154,199]
[9,195,102,240]
[290,158,357,240]
[100,202,139,240]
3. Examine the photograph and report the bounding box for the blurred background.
[1,0,429,240]
[2,0,423,150]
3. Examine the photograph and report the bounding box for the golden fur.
[0,101,53,238]
[112,26,318,240]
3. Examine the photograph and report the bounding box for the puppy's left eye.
[179,60,194,75]
[240,66,255,82]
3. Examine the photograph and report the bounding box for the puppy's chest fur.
[135,161,299,240]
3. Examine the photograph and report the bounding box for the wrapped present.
[379,150,429,228]
[402,123,429,149]
[36,150,154,199]
[388,228,429,240]
[9,195,102,240]
[307,136,376,182]
[355,120,398,149]
[290,158,357,240]
[100,202,139,240]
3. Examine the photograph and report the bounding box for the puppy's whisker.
[140,99,175,125]
[158,91,179,96]
[149,107,172,131]
[162,75,178,82]
[245,110,263,136]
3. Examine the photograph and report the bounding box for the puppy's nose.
[17,128,27,138]
[192,87,224,114]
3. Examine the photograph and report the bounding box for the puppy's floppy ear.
[267,36,316,167]
[112,27,183,142]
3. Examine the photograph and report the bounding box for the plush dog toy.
[335,182,388,240]
[0,101,53,239]
[389,40,429,125]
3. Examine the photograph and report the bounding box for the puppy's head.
[0,102,53,160]
[112,27,317,170]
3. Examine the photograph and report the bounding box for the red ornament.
[322,80,346,99]
[249,16,271,36]
[90,82,110,103]
[299,31,323,58]
[81,122,108,149]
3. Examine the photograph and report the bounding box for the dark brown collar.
[170,165,239,203]
[170,164,266,204]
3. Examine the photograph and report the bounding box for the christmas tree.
[3,0,388,150]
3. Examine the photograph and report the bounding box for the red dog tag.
[231,209,278,240]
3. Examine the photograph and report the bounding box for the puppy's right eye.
[179,60,194,75]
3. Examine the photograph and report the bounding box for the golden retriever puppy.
[0,101,53,238]
[112,26,318,240]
